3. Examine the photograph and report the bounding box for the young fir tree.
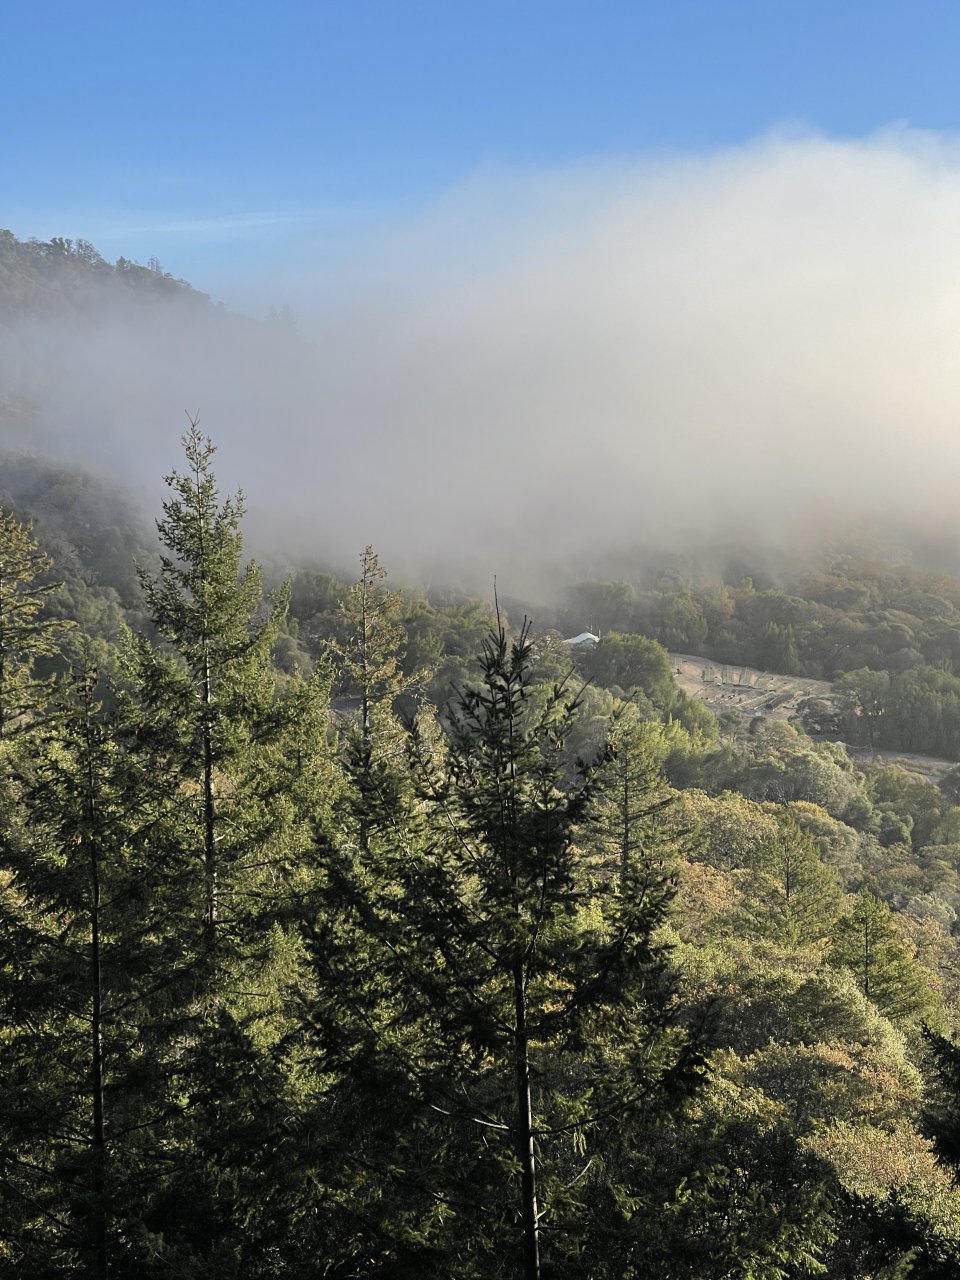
[324,545,422,851]
[828,890,937,1023]
[594,702,683,890]
[311,618,704,1279]
[739,816,845,948]
[285,548,430,1274]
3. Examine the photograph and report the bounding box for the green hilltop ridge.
[0,229,221,457]
[0,228,211,313]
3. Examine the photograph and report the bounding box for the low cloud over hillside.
[6,129,960,586]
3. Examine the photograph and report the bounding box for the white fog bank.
[7,128,960,588]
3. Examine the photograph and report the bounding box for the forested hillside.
[3,425,960,1279]
[0,229,209,309]
[553,564,960,761]
[8,232,960,1277]
[0,230,213,437]
[0,229,292,504]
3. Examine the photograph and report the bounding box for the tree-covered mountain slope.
[2,429,960,1275]
[11,230,960,1275]
[0,229,210,316]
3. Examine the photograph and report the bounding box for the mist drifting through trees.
[10,120,960,1275]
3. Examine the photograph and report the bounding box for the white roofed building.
[564,631,600,648]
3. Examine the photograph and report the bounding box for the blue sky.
[4,1,960,295]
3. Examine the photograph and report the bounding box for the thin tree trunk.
[195,454,218,956]
[620,758,630,890]
[86,716,108,1279]
[358,564,371,854]
[202,683,217,954]
[514,962,541,1280]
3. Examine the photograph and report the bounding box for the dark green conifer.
[0,657,199,1278]
[118,426,340,1271]
[310,616,703,1278]
[829,890,937,1022]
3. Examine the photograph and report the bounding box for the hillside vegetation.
[0,429,958,1277]
[6,234,960,1277]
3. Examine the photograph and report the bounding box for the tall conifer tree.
[132,423,287,957]
[0,659,198,1278]
[311,618,703,1278]
[828,889,937,1022]
[122,426,339,1272]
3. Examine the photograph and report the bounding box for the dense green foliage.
[0,229,210,314]
[555,561,960,760]
[6,428,960,1277]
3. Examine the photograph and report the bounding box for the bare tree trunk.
[620,757,630,890]
[514,962,541,1280]
[86,717,108,1280]
[196,454,217,956]
[202,672,217,955]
